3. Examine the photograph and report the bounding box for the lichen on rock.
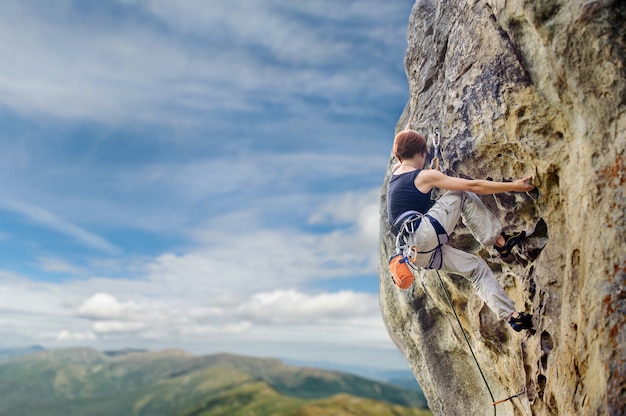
[378,1,625,415]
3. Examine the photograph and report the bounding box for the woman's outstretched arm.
[416,169,534,194]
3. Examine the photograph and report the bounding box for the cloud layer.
[0,0,412,369]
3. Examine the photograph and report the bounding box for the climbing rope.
[426,129,524,414]
[434,269,497,416]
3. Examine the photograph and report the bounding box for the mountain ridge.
[0,347,430,416]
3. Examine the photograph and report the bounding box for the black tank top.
[387,170,432,226]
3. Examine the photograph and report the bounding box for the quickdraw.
[429,128,441,171]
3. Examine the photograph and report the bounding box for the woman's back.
[387,169,432,227]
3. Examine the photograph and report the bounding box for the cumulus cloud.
[78,293,141,320]
[0,262,398,365]
[0,188,388,354]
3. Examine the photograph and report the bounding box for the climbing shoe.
[509,312,533,332]
[495,230,526,257]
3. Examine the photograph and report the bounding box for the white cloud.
[188,307,225,319]
[0,271,72,316]
[0,3,215,122]
[0,139,390,251]
[183,322,253,335]
[55,330,97,342]
[355,199,382,247]
[0,195,120,254]
[0,266,403,367]
[309,189,378,226]
[0,187,387,349]
[0,0,411,370]
[119,0,406,65]
[92,320,146,334]
[37,257,82,275]
[235,289,378,324]
[78,293,141,320]
[142,228,373,294]
[0,1,409,124]
[308,188,382,267]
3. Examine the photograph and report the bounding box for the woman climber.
[387,129,534,332]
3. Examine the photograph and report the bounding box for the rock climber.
[387,129,534,332]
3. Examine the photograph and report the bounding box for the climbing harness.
[389,210,448,287]
[392,211,448,264]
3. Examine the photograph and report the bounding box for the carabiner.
[433,128,441,148]
[430,128,441,171]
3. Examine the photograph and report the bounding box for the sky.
[0,0,415,370]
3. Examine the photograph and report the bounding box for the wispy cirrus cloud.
[0,195,120,254]
[37,257,83,275]
[0,0,408,125]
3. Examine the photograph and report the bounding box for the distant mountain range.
[0,345,45,361]
[281,358,424,392]
[0,347,431,416]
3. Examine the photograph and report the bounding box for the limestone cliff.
[378,1,625,415]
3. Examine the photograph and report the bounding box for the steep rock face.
[378,1,625,415]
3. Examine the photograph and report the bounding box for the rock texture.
[378,1,625,415]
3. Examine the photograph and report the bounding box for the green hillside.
[0,348,431,416]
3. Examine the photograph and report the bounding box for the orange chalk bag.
[388,254,414,289]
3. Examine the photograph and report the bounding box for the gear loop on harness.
[393,211,424,267]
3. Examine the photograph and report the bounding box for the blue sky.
[0,0,415,370]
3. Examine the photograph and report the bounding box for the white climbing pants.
[407,190,517,320]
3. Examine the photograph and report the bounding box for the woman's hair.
[393,130,427,161]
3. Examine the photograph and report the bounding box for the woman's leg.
[440,245,516,320]
[427,190,502,247]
